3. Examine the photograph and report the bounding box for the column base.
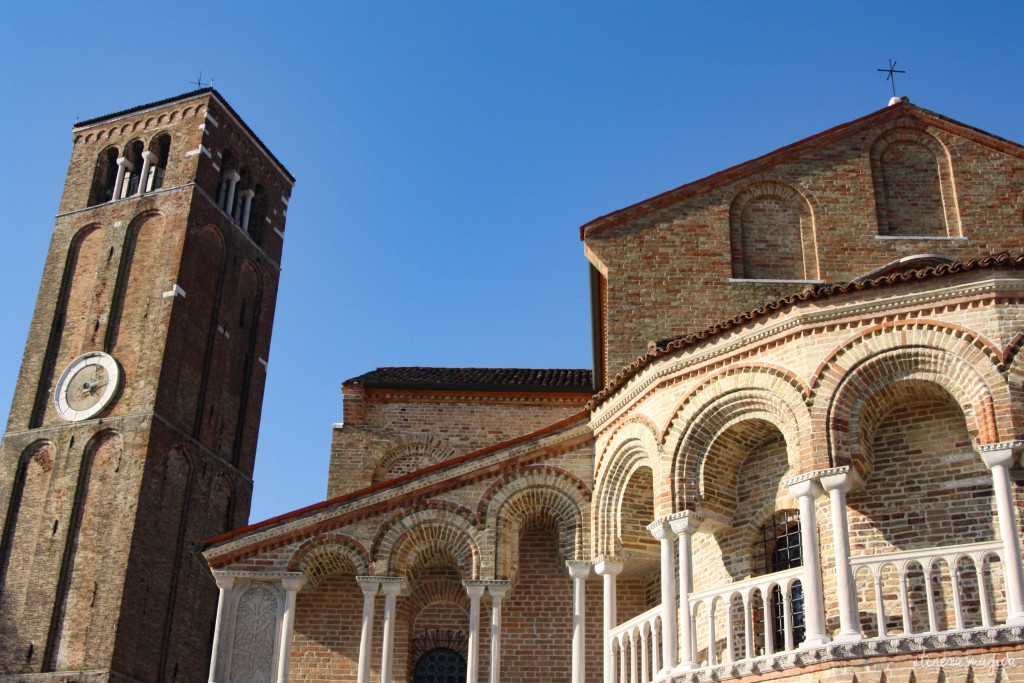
[801,635,830,648]
[833,631,862,643]
[1006,613,1024,626]
[672,661,695,673]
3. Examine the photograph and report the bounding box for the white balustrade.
[608,607,663,683]
[850,540,1005,638]
[688,566,804,666]
[603,539,1018,683]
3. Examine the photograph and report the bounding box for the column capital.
[566,560,592,580]
[463,580,487,599]
[784,472,824,499]
[141,150,158,163]
[116,156,131,168]
[819,466,852,493]
[356,576,381,594]
[979,441,1024,469]
[379,576,405,595]
[212,571,236,591]
[238,188,256,199]
[593,556,624,577]
[281,574,306,592]
[646,517,672,540]
[486,581,510,599]
[226,169,241,182]
[667,510,704,537]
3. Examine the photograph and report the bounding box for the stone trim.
[670,626,1024,683]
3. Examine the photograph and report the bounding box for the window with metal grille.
[754,511,804,651]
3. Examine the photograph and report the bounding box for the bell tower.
[0,90,294,682]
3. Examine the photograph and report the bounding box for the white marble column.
[785,475,829,647]
[223,169,241,213]
[276,575,305,683]
[113,156,131,200]
[647,517,677,672]
[138,150,157,194]
[379,578,404,683]
[819,467,861,641]
[487,582,509,683]
[668,512,702,670]
[208,573,236,683]
[239,189,256,230]
[981,442,1024,625]
[464,581,486,683]
[355,577,380,683]
[594,556,623,683]
[566,561,591,683]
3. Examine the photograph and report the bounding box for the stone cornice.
[591,272,1024,431]
[671,625,1024,683]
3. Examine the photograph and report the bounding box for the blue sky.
[1,2,1022,523]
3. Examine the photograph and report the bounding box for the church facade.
[201,98,1024,683]
[4,89,1024,683]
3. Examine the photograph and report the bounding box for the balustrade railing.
[688,566,804,666]
[851,539,1005,638]
[606,541,1014,683]
[609,606,663,683]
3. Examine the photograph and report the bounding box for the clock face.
[54,352,121,421]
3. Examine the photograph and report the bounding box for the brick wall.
[0,91,290,681]
[584,108,1024,379]
[329,391,587,498]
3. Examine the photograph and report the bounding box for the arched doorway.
[412,647,466,683]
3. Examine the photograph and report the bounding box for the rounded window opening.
[754,511,804,651]
[412,647,466,683]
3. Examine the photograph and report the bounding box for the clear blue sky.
[1,2,1022,523]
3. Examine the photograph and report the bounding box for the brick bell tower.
[0,90,293,682]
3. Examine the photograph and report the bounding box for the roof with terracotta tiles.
[344,367,594,393]
[579,100,1024,240]
[588,252,1024,409]
[202,409,591,557]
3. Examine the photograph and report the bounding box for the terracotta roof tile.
[588,252,1024,409]
[344,367,594,393]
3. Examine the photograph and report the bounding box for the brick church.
[3,89,1024,683]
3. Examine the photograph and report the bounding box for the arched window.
[412,647,466,683]
[755,511,804,651]
[247,184,267,244]
[122,140,145,198]
[231,168,251,225]
[88,147,119,206]
[148,134,171,191]
[216,150,236,212]
[870,128,960,237]
[729,182,815,280]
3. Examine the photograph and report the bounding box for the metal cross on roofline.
[190,70,211,90]
[877,59,906,99]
